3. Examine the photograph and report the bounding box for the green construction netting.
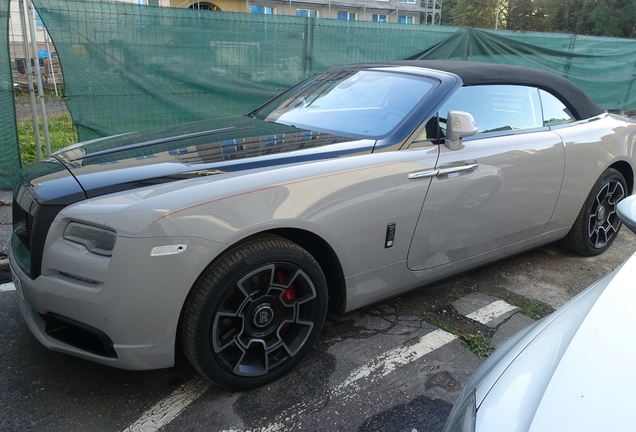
[32,0,457,141]
[0,0,20,189]
[24,0,636,144]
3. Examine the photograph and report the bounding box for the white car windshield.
[252,70,437,139]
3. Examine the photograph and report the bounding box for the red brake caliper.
[277,269,296,332]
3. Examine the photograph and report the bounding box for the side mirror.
[617,195,636,234]
[445,110,478,151]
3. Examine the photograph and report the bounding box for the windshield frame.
[248,68,441,141]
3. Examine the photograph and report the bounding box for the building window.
[337,11,356,20]
[399,0,416,3]
[297,9,318,17]
[372,14,387,22]
[188,2,221,10]
[252,5,275,14]
[34,11,44,29]
[398,15,414,24]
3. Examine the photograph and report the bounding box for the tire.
[561,168,627,256]
[180,235,328,390]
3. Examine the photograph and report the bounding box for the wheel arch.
[609,160,634,194]
[176,227,347,353]
[266,227,347,315]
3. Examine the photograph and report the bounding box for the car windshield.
[250,70,438,139]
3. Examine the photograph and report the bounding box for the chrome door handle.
[408,160,478,180]
[436,160,478,175]
[408,169,438,179]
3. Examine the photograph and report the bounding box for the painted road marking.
[125,328,457,432]
[466,300,517,325]
[0,282,15,292]
[220,329,457,432]
[123,378,211,432]
[334,329,457,394]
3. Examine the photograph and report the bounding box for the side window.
[539,89,576,126]
[438,85,542,135]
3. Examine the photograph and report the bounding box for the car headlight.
[63,222,117,256]
[443,389,476,432]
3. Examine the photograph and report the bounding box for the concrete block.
[490,313,536,348]
[452,292,499,316]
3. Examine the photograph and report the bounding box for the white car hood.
[528,253,636,432]
[476,251,636,432]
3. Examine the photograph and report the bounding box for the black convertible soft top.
[360,60,605,120]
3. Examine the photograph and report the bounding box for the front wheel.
[561,168,627,256]
[180,235,328,390]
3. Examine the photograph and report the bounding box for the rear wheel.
[561,168,627,256]
[180,235,327,390]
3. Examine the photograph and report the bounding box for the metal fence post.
[26,0,50,157]
[18,0,41,160]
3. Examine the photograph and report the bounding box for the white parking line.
[0,282,15,292]
[125,328,457,432]
[122,378,211,432]
[220,328,457,432]
[466,300,517,325]
[334,329,457,394]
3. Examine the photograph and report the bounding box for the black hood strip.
[71,126,254,161]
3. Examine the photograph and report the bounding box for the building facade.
[173,0,442,25]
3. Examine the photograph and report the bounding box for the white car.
[443,194,636,432]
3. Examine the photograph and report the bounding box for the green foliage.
[451,0,501,29]
[448,0,636,37]
[18,114,78,166]
[505,297,555,320]
[441,0,457,26]
[419,311,494,358]
[507,0,541,31]
[460,334,494,358]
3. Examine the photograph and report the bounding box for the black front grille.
[12,183,64,279]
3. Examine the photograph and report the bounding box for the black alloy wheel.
[180,235,328,390]
[562,168,627,256]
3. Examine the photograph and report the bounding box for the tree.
[581,0,636,38]
[507,0,541,31]
[445,0,636,38]
[441,0,457,26]
[533,0,569,32]
[450,0,501,29]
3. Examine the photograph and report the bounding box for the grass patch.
[505,296,555,320]
[419,311,461,335]
[460,334,494,359]
[18,114,78,165]
[419,310,494,358]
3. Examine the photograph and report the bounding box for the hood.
[526,251,636,431]
[474,252,636,432]
[20,115,369,205]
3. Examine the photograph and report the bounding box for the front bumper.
[11,231,227,371]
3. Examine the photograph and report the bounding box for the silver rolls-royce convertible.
[9,60,636,389]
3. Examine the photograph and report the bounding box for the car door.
[407,84,565,271]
